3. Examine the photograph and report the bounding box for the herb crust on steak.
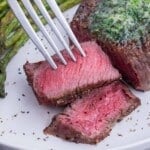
[71,0,150,91]
[89,0,150,44]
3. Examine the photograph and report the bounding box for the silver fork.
[7,0,86,69]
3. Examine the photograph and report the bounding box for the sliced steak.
[71,0,150,91]
[44,81,141,144]
[24,41,120,106]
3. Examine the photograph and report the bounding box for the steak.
[71,0,100,42]
[24,41,120,106]
[71,0,150,91]
[44,81,141,144]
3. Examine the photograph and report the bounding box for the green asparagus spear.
[5,23,38,49]
[0,0,7,2]
[59,0,81,12]
[2,0,76,38]
[1,11,15,26]
[56,0,67,5]
[5,29,25,48]
[1,0,81,50]
[0,36,28,97]
[0,1,8,12]
[2,0,79,48]
[0,8,8,19]
[5,19,20,38]
[1,0,81,48]
[0,70,6,97]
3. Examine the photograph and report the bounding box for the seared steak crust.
[71,0,150,91]
[71,0,100,42]
[44,81,141,144]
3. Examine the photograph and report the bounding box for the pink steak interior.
[32,41,120,98]
[57,83,130,138]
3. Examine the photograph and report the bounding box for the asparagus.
[1,0,80,49]
[5,29,25,48]
[0,34,28,97]
[2,0,80,38]
[56,0,67,5]
[0,8,8,19]
[2,0,81,40]
[2,0,81,49]
[1,11,15,27]
[0,1,8,12]
[5,18,20,38]
[0,0,7,18]
[0,69,6,97]
[59,0,81,12]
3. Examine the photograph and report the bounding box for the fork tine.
[7,0,57,69]
[33,0,77,62]
[22,0,67,65]
[46,0,86,57]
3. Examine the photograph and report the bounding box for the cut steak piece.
[44,81,141,144]
[24,41,120,106]
[71,0,150,91]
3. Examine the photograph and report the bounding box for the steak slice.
[24,41,120,106]
[44,81,141,144]
[71,0,150,91]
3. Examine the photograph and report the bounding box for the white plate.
[0,5,150,150]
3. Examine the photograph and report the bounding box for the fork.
[7,0,86,69]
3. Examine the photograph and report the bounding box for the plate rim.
[1,136,150,150]
[1,4,150,150]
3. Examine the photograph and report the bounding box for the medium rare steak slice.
[44,81,141,144]
[71,0,150,91]
[24,41,120,106]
